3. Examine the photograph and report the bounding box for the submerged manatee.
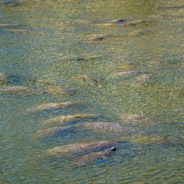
[83,122,141,134]
[0,73,7,84]
[120,113,154,127]
[83,34,124,42]
[37,126,80,138]
[0,86,35,95]
[105,19,151,26]
[47,140,118,156]
[108,19,126,24]
[44,86,75,97]
[136,74,152,82]
[83,34,113,41]
[158,5,184,10]
[0,24,23,29]
[73,74,104,86]
[74,55,100,61]
[127,30,151,37]
[27,101,79,113]
[76,147,117,165]
[43,114,96,125]
[3,0,29,6]
[108,70,143,80]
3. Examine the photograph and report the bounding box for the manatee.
[43,113,96,125]
[136,74,152,82]
[83,34,124,42]
[44,86,75,97]
[108,19,126,24]
[127,30,151,37]
[82,122,140,134]
[117,63,137,71]
[47,140,118,156]
[83,34,113,41]
[123,135,184,145]
[37,126,80,138]
[148,60,168,68]
[3,0,29,6]
[73,74,104,86]
[7,28,29,33]
[0,73,7,84]
[108,70,143,80]
[0,24,23,29]
[106,19,151,26]
[0,86,35,95]
[158,5,184,10]
[76,147,117,165]
[61,55,101,62]
[120,113,154,127]
[27,101,79,113]
[74,56,100,61]
[123,20,151,26]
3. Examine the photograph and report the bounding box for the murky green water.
[0,0,184,183]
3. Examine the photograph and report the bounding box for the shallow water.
[0,0,184,183]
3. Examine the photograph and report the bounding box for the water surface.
[0,0,184,183]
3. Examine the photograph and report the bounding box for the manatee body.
[123,20,151,26]
[47,140,118,156]
[158,5,184,10]
[84,34,113,41]
[0,73,7,84]
[82,122,140,134]
[120,113,154,128]
[3,0,29,6]
[108,70,143,79]
[74,55,100,61]
[106,19,151,26]
[83,34,124,42]
[108,19,126,24]
[136,74,152,82]
[27,101,79,113]
[43,114,96,126]
[0,24,23,29]
[77,147,117,165]
[0,86,35,95]
[37,126,80,138]
[44,86,75,97]
[127,30,151,37]
[73,74,104,86]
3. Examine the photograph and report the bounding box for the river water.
[0,0,184,183]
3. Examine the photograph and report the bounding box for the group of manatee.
[1,1,184,165]
[34,104,183,165]
[1,71,183,165]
